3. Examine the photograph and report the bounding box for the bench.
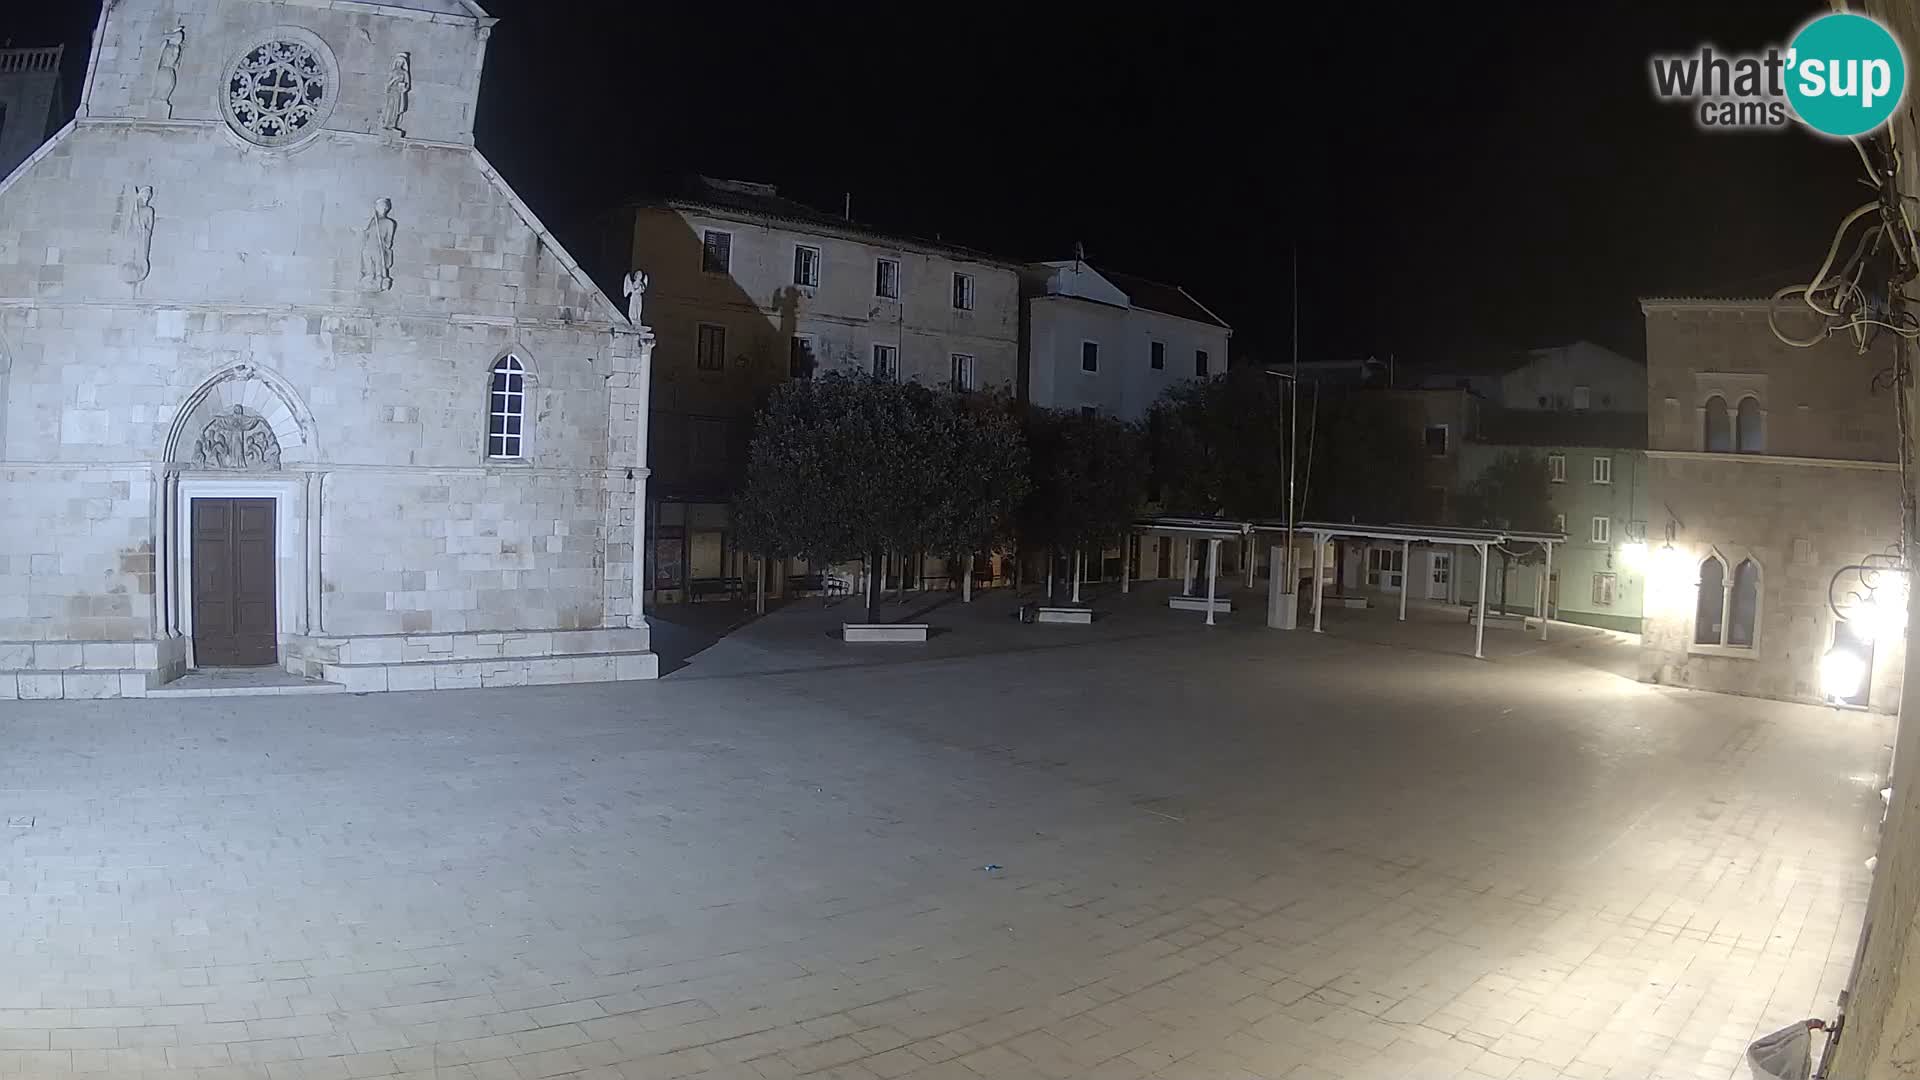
[1169,595,1232,613]
[689,576,743,600]
[1036,606,1094,624]
[842,623,929,643]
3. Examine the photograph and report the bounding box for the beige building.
[1638,298,1905,712]
[605,177,1021,604]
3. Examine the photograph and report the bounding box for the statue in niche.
[380,52,412,139]
[622,269,649,326]
[151,25,185,119]
[193,405,282,471]
[120,185,155,285]
[360,197,396,291]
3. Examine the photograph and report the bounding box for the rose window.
[224,38,333,146]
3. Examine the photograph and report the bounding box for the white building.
[0,45,65,181]
[1020,260,1231,421]
[0,0,656,698]
[606,177,1022,604]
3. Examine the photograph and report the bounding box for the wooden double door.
[191,498,278,666]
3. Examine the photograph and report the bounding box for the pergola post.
[755,557,766,615]
[1205,537,1220,627]
[1072,549,1083,604]
[1121,537,1131,594]
[963,553,974,603]
[1312,533,1325,632]
[1046,549,1054,599]
[1540,542,1552,641]
[1182,538,1195,595]
[1398,539,1410,622]
[1245,536,1256,588]
[1475,542,1489,659]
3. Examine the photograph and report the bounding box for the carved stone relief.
[192,405,283,470]
[120,185,154,285]
[150,25,185,119]
[379,51,412,140]
[360,197,395,292]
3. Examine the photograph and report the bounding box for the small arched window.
[488,355,526,459]
[1694,555,1725,644]
[1703,395,1731,452]
[1735,397,1763,453]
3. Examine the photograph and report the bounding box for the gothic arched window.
[1736,397,1763,453]
[1703,395,1731,453]
[488,355,526,459]
[1694,554,1726,645]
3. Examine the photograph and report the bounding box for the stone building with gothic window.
[1639,297,1905,712]
[0,0,657,697]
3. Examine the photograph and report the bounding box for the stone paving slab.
[0,603,1887,1079]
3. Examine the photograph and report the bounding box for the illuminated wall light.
[1821,646,1868,701]
[1621,541,1649,572]
[1646,543,1697,615]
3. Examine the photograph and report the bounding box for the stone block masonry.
[0,0,657,695]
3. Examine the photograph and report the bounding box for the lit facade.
[1638,298,1905,712]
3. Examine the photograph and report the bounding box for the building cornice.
[1647,448,1899,471]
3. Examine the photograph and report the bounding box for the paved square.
[0,592,1890,1079]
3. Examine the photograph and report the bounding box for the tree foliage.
[733,374,1029,611]
[1305,391,1441,524]
[1017,407,1148,554]
[1149,367,1287,518]
[1452,450,1554,613]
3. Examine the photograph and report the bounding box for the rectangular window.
[1150,341,1166,370]
[1548,453,1567,483]
[951,353,975,391]
[1590,516,1610,544]
[1592,572,1616,606]
[1081,341,1100,373]
[789,335,817,379]
[1553,512,1567,534]
[487,357,526,459]
[1080,405,1097,419]
[1591,455,1612,484]
[1572,385,1591,410]
[1366,547,1405,589]
[793,244,821,287]
[875,258,901,299]
[701,229,731,274]
[952,272,974,310]
[696,323,726,372]
[1424,425,1449,457]
[1195,349,1210,377]
[872,343,898,381]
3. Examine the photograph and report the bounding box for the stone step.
[318,650,658,693]
[1,669,152,700]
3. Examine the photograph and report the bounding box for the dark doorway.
[192,498,277,666]
[1156,538,1171,579]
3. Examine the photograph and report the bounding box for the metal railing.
[0,47,63,75]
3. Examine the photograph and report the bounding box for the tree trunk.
[866,550,880,622]
[1497,551,1511,616]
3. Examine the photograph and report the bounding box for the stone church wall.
[0,0,654,697]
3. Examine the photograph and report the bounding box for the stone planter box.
[843,623,929,643]
[1169,596,1232,613]
[1036,606,1094,624]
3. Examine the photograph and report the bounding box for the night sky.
[7,1,1869,365]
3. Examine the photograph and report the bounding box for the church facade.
[0,0,657,697]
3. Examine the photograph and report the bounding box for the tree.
[1452,450,1554,614]
[1017,407,1148,586]
[734,373,1028,621]
[1300,390,1439,593]
[1148,366,1287,519]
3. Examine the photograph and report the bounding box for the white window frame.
[1572,385,1591,410]
[700,228,732,275]
[1081,340,1100,374]
[875,257,901,300]
[793,244,821,288]
[695,322,727,372]
[1366,546,1405,589]
[951,352,975,392]
[1592,571,1616,606]
[1552,512,1567,535]
[952,271,974,311]
[1591,455,1612,484]
[872,343,898,381]
[1589,516,1610,545]
[1547,453,1567,483]
[487,354,527,460]
[1691,549,1763,656]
